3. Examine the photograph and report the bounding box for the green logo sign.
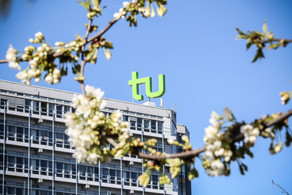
[128,72,166,101]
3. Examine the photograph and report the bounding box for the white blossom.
[6,45,21,71]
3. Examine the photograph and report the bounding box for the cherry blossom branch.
[136,109,292,161]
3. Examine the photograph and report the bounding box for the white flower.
[73,147,87,163]
[87,153,99,164]
[28,69,36,77]
[8,61,21,71]
[123,1,130,8]
[35,32,44,40]
[34,77,40,83]
[45,74,53,84]
[274,142,283,153]
[211,159,224,170]
[6,45,17,61]
[114,12,122,19]
[16,71,27,80]
[205,150,214,159]
[53,68,61,79]
[6,45,21,71]
[204,125,218,141]
[240,125,259,145]
[29,60,37,68]
[213,140,222,149]
[214,148,225,157]
[55,42,65,46]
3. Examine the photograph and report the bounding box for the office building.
[0,80,191,195]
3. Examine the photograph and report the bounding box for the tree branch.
[136,109,292,161]
[272,180,290,195]
[87,18,119,43]
[79,18,93,96]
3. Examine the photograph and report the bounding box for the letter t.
[128,72,143,101]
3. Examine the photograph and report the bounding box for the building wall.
[0,80,191,195]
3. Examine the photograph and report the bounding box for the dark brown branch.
[138,148,206,160]
[272,180,290,195]
[266,109,292,127]
[87,18,119,43]
[79,18,93,96]
[267,38,292,43]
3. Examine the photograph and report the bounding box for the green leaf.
[252,48,265,63]
[267,43,279,49]
[78,0,91,10]
[246,148,254,158]
[285,131,291,147]
[239,165,245,175]
[91,0,100,9]
[246,42,252,51]
[236,28,248,39]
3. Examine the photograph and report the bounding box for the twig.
[272,180,290,195]
[79,18,93,96]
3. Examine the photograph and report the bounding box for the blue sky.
[0,0,292,194]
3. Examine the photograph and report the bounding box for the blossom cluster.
[240,124,260,146]
[65,85,129,163]
[6,32,89,85]
[202,111,232,176]
[280,91,291,105]
[113,0,167,26]
[6,45,21,71]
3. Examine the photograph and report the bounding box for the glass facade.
[0,81,191,195]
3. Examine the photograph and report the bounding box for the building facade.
[0,80,191,195]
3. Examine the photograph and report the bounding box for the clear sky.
[0,0,292,194]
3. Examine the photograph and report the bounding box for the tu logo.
[128,72,166,101]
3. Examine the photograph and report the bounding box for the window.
[16,127,24,142]
[32,159,39,174]
[64,164,71,178]
[102,168,108,182]
[64,106,70,114]
[152,175,158,189]
[41,160,47,175]
[7,156,15,171]
[49,103,54,116]
[158,121,163,134]
[56,163,63,177]
[79,165,86,180]
[151,120,157,133]
[41,102,47,116]
[144,120,150,132]
[123,171,130,186]
[32,129,39,144]
[130,119,136,130]
[33,101,40,114]
[25,99,31,113]
[110,169,116,184]
[137,118,142,131]
[131,172,137,186]
[16,157,23,172]
[88,167,93,181]
[1,99,7,109]
[8,126,15,140]
[123,115,128,122]
[57,105,63,118]
[94,167,99,182]
[0,124,4,139]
